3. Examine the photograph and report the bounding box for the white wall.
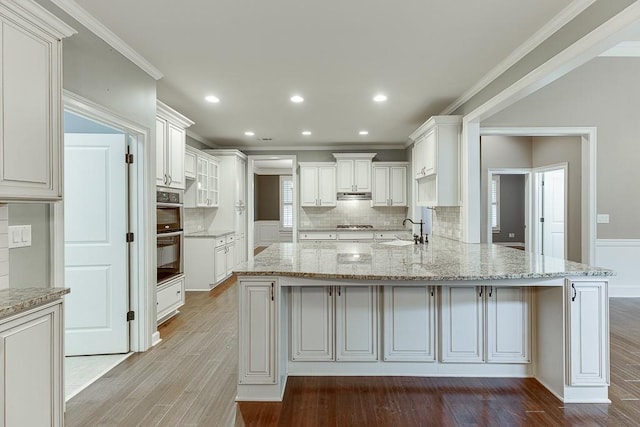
[0,205,8,289]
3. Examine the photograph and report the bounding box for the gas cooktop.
[336,225,373,229]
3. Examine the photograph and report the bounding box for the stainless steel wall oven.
[157,190,184,284]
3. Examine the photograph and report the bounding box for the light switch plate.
[597,214,610,224]
[8,225,31,248]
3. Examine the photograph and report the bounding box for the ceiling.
[71,0,575,149]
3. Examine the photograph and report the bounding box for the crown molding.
[185,129,214,146]
[156,100,194,128]
[407,115,463,143]
[1,0,76,38]
[229,143,405,152]
[48,0,163,80]
[440,0,597,116]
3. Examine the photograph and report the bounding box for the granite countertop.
[185,229,234,238]
[233,238,614,281]
[0,287,70,321]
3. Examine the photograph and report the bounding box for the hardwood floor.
[65,283,640,426]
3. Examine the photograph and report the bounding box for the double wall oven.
[157,190,184,284]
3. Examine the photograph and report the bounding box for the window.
[280,175,293,229]
[491,175,500,232]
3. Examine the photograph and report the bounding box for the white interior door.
[64,133,129,355]
[539,168,566,258]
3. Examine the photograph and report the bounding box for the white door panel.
[64,133,128,355]
[541,169,565,259]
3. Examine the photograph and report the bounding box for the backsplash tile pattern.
[0,204,8,289]
[432,206,461,241]
[184,208,207,234]
[300,201,408,228]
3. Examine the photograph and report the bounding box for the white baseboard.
[152,331,162,346]
[595,239,640,297]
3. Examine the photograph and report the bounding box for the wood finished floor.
[65,281,640,426]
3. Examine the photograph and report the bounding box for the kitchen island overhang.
[234,241,613,404]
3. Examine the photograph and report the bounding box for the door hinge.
[126,232,134,242]
[125,153,134,164]
[540,218,545,223]
[127,311,135,321]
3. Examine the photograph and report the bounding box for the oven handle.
[157,202,183,208]
[157,231,183,238]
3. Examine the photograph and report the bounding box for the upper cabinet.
[156,101,194,190]
[0,1,75,201]
[372,163,407,207]
[333,153,376,193]
[184,146,219,208]
[299,163,336,207]
[410,116,461,206]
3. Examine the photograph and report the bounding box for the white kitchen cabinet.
[440,286,484,363]
[203,150,248,263]
[333,153,376,192]
[184,147,197,179]
[214,235,236,283]
[0,1,75,201]
[299,163,337,207]
[372,163,407,207]
[441,285,531,364]
[156,101,194,189]
[383,286,436,362]
[239,279,277,384]
[410,116,461,206]
[486,286,531,363]
[291,286,334,361]
[0,301,63,426]
[290,285,378,362]
[567,280,608,386]
[185,147,219,208]
[184,237,215,290]
[157,274,185,323]
[299,232,336,242]
[336,231,374,241]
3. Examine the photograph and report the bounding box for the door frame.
[52,90,153,352]
[486,168,532,252]
[532,163,568,258]
[480,127,595,264]
[246,155,298,259]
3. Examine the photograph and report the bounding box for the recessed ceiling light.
[373,94,387,102]
[244,131,255,136]
[301,131,312,136]
[359,130,369,136]
[290,95,304,103]
[205,95,220,103]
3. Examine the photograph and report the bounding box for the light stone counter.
[234,238,613,281]
[0,287,69,320]
[185,229,234,238]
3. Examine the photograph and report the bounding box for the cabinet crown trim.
[1,0,76,38]
[332,153,377,160]
[408,115,462,143]
[157,100,195,128]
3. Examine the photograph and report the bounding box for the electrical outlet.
[597,214,610,224]
[508,233,515,238]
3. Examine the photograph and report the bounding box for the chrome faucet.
[403,218,428,244]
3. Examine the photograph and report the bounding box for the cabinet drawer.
[374,232,407,240]
[299,232,336,240]
[337,231,374,241]
[215,237,227,247]
[157,276,185,319]
[226,234,235,244]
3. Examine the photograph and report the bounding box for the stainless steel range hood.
[337,192,372,200]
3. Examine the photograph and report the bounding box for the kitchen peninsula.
[234,239,613,404]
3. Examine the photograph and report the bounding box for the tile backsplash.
[300,201,408,228]
[432,206,461,241]
[0,204,8,289]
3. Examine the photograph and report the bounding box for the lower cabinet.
[157,275,185,323]
[291,285,378,362]
[214,238,236,283]
[440,285,531,363]
[185,234,236,290]
[567,280,608,386]
[0,302,63,426]
[239,280,276,384]
[383,286,436,362]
